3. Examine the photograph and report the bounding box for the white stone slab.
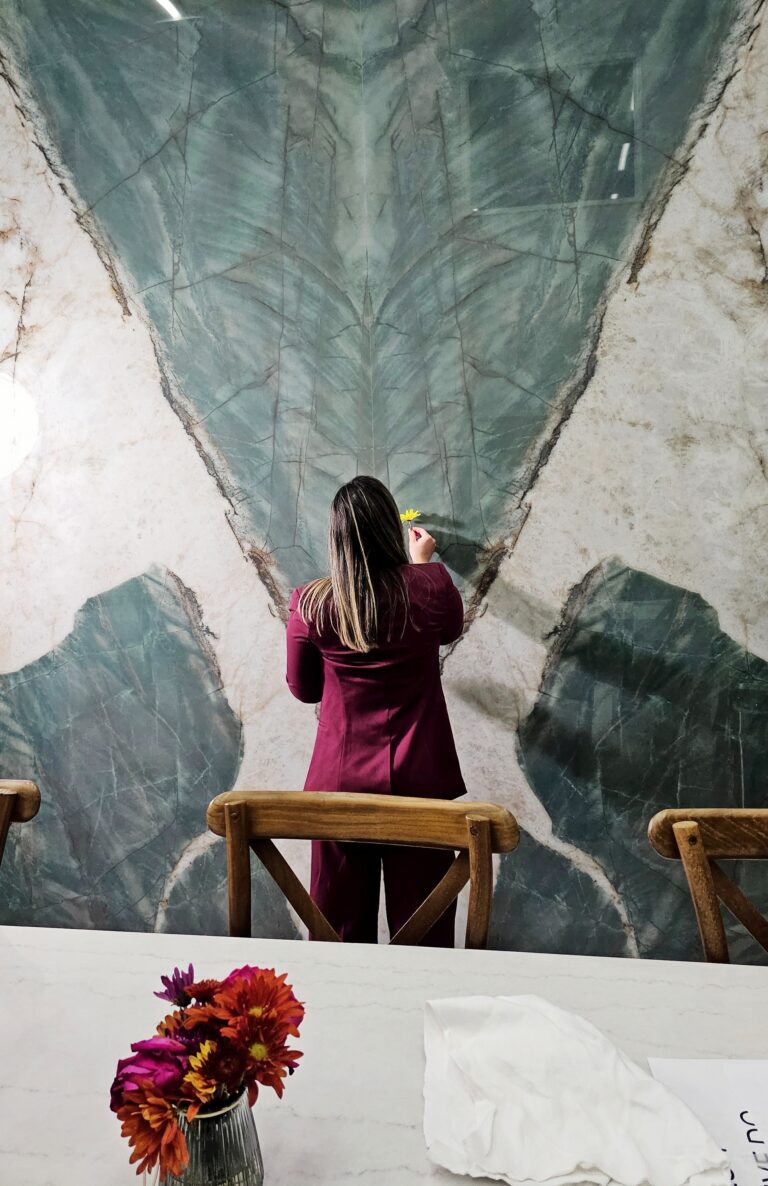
[1,926,767,1185]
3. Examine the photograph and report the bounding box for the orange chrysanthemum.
[116,1077,188,1177]
[210,968,304,1097]
[177,1001,223,1032]
[216,967,305,1039]
[221,1014,303,1097]
[185,978,222,1003]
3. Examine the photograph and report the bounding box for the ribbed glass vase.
[162,1090,264,1186]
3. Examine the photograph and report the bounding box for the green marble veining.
[0,568,298,938]
[489,831,631,957]
[507,562,768,963]
[0,1,761,954]
[0,0,743,589]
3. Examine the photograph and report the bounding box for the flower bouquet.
[110,963,303,1185]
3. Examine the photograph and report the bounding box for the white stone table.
[2,925,767,1185]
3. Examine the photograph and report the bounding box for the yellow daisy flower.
[400,508,421,524]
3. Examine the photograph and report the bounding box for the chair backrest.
[0,781,41,867]
[207,791,519,948]
[648,808,768,962]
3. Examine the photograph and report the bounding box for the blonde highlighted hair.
[298,476,411,652]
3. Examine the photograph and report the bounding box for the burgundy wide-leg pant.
[310,840,456,946]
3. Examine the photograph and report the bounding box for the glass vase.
[162,1090,264,1186]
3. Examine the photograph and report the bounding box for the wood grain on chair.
[0,781,41,866]
[208,790,518,949]
[648,808,768,963]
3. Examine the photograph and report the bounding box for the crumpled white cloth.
[423,995,729,1186]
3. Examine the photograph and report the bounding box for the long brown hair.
[298,476,411,652]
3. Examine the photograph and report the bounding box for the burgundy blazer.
[286,562,466,799]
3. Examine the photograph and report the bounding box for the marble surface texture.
[2,925,768,1185]
[0,568,298,936]
[0,0,745,591]
[0,1,766,955]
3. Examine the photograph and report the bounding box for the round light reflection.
[0,373,39,479]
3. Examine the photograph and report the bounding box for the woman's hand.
[409,526,436,564]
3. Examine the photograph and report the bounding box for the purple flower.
[109,1036,189,1113]
[154,964,196,1005]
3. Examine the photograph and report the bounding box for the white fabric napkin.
[423,994,729,1186]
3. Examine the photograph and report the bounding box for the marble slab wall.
[0,566,297,936]
[0,0,766,956]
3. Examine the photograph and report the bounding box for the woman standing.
[285,475,466,946]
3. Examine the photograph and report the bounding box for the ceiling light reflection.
[617,142,630,172]
[154,0,182,19]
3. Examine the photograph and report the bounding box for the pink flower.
[220,964,262,988]
[109,1036,189,1113]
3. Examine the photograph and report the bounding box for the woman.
[285,475,466,945]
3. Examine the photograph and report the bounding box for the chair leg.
[390,852,469,946]
[465,815,492,950]
[250,839,341,942]
[0,792,16,868]
[225,802,252,938]
[673,820,729,963]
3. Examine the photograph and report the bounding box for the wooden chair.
[0,781,40,867]
[207,791,519,948]
[648,808,768,963]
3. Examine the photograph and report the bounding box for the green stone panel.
[0,0,742,589]
[510,562,768,963]
[489,834,631,957]
[0,568,298,938]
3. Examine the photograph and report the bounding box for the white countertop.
[2,926,767,1185]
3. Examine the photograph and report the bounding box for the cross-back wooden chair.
[207,791,518,948]
[648,808,768,963]
[0,780,40,867]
